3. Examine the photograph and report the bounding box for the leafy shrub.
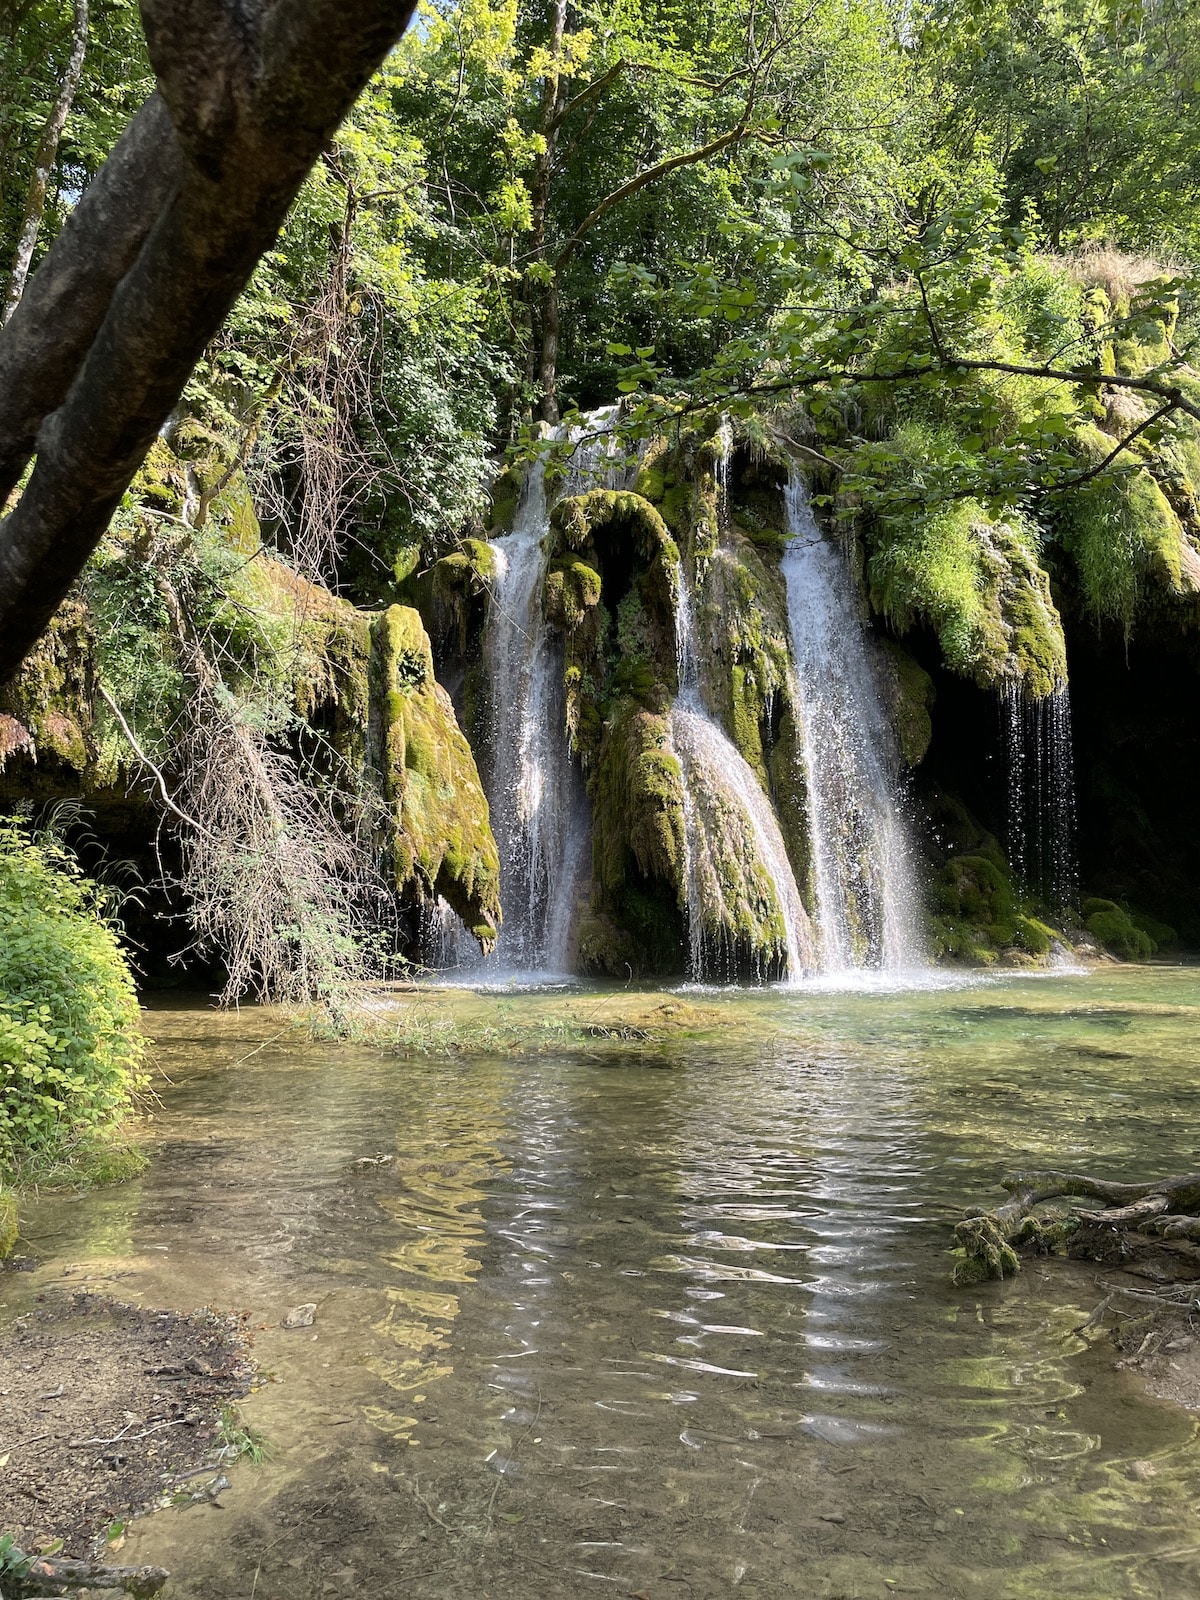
[0,827,146,1176]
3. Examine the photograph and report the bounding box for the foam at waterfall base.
[675,962,1092,997]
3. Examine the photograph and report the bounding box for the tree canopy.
[1,0,1198,681]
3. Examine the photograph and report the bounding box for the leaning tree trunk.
[0,0,420,687]
[2,0,89,327]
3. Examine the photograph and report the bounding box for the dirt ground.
[1067,1222,1200,1417]
[0,1289,254,1557]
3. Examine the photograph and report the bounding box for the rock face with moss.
[370,606,500,951]
[0,426,501,967]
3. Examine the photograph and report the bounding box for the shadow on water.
[5,969,1200,1597]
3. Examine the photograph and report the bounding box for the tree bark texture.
[0,0,418,685]
[2,0,90,327]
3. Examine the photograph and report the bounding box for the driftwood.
[953,1170,1200,1286]
[10,1557,168,1599]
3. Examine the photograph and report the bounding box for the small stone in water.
[283,1303,317,1329]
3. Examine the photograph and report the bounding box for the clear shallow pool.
[6,967,1200,1598]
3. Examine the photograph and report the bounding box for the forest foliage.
[0,0,1198,1022]
[0,823,145,1185]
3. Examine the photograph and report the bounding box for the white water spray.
[999,681,1078,913]
[781,470,925,971]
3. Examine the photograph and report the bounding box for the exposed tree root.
[9,1556,168,1598]
[953,1169,1200,1286]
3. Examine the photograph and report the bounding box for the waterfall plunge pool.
[5,966,1200,1598]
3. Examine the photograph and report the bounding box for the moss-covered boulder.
[370,606,501,951]
[1060,424,1200,631]
[579,702,687,976]
[0,599,96,776]
[427,538,496,659]
[931,853,1060,964]
[1080,897,1169,961]
[868,494,1067,700]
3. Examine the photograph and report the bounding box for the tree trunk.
[538,271,560,425]
[0,94,181,508]
[2,0,89,326]
[527,0,566,424]
[0,0,419,686]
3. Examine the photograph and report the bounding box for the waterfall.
[482,457,581,974]
[781,470,925,971]
[999,682,1078,913]
[671,565,814,982]
[476,409,628,977]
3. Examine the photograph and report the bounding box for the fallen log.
[953,1169,1200,1286]
[16,1557,169,1598]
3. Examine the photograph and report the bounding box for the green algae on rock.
[370,605,500,952]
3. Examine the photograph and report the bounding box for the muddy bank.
[0,1291,254,1557]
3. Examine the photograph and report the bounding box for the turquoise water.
[6,967,1200,1597]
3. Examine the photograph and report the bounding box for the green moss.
[1060,426,1195,632]
[931,852,1064,965]
[131,438,186,515]
[695,540,792,783]
[370,606,501,950]
[868,462,1065,698]
[544,554,602,630]
[577,699,690,976]
[552,489,678,567]
[0,599,96,774]
[0,1187,16,1257]
[590,702,686,902]
[488,464,523,533]
[1082,897,1156,960]
[674,730,791,978]
[879,640,934,766]
[429,538,496,657]
[209,472,261,552]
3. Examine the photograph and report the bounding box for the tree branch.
[554,122,758,272]
[97,683,216,839]
[1042,401,1178,493]
[2,0,89,325]
[733,354,1200,427]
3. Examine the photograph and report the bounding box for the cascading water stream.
[671,564,813,982]
[483,456,581,975]
[477,409,628,977]
[1000,682,1078,914]
[781,470,925,971]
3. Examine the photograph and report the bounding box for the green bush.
[0,827,146,1176]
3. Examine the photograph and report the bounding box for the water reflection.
[5,971,1200,1598]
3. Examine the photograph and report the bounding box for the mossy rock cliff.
[370,606,501,951]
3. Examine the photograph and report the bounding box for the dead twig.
[68,1417,189,1449]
